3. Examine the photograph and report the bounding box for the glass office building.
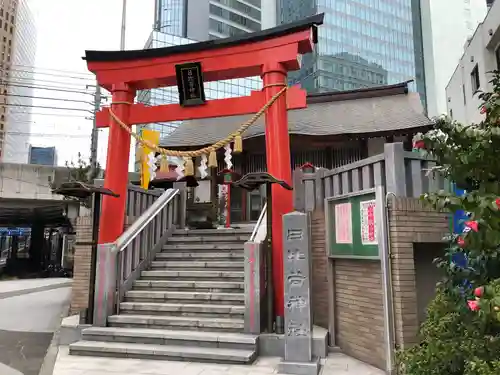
[155,0,262,40]
[278,0,427,111]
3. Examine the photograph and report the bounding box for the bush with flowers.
[397,71,500,375]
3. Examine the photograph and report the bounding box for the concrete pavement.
[52,347,384,375]
[0,285,71,375]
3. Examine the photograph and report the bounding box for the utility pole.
[90,84,101,177]
[120,0,127,50]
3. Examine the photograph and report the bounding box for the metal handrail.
[250,202,267,242]
[116,188,178,252]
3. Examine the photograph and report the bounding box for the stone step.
[141,270,244,281]
[173,228,253,236]
[167,236,249,243]
[150,260,243,270]
[125,290,245,305]
[133,280,244,292]
[119,302,244,318]
[155,252,244,260]
[107,314,244,332]
[80,327,257,351]
[69,340,256,364]
[162,243,245,251]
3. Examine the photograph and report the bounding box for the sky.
[28,0,155,169]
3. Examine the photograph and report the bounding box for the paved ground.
[53,347,384,375]
[0,286,71,375]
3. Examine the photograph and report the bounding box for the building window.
[449,109,453,119]
[471,64,480,93]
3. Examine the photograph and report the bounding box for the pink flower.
[467,300,480,311]
[457,237,466,248]
[413,140,425,149]
[465,221,479,232]
[496,198,500,209]
[474,287,484,298]
[480,106,487,114]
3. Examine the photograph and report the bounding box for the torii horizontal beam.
[95,86,307,127]
[84,14,323,91]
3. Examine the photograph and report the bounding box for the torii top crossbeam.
[83,13,323,332]
[85,14,324,127]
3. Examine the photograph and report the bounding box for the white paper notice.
[335,203,353,244]
[360,200,377,245]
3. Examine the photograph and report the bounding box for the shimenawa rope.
[108,85,288,158]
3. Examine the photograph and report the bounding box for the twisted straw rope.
[108,85,288,158]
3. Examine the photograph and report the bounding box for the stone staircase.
[70,228,259,364]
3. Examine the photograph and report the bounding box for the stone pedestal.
[278,211,320,375]
[93,243,117,326]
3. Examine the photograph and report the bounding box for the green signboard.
[327,191,379,258]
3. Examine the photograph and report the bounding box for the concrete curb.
[37,291,71,375]
[0,280,72,300]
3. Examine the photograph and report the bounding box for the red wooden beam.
[87,31,313,91]
[95,86,307,128]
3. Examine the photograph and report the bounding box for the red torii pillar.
[84,13,323,330]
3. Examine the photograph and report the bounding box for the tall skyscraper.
[278,0,425,109]
[136,2,264,171]
[0,0,36,164]
[277,0,488,117]
[154,0,263,40]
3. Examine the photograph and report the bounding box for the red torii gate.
[84,14,323,329]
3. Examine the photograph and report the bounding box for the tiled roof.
[161,83,432,148]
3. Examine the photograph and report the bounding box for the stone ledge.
[259,326,328,358]
[278,357,321,375]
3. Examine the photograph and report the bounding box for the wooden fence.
[293,142,448,211]
[94,180,163,217]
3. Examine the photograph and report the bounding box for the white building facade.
[446,0,500,125]
[3,0,37,164]
[2,0,36,164]
[421,0,487,118]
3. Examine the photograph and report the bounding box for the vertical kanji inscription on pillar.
[282,211,313,362]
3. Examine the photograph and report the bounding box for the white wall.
[446,0,500,125]
[422,0,487,118]
[261,0,277,29]
[3,0,37,164]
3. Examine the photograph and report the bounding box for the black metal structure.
[52,181,119,324]
[231,172,292,334]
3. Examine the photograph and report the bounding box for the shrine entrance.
[84,13,323,330]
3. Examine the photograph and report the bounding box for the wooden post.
[384,142,406,196]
